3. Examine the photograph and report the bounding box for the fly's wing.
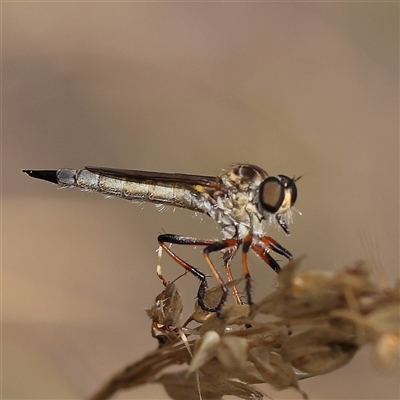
[85,166,222,191]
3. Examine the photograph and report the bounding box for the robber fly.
[23,164,299,315]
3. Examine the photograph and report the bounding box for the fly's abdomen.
[56,169,199,209]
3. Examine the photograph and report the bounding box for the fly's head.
[257,174,299,234]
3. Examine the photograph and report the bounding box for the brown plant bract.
[88,259,399,400]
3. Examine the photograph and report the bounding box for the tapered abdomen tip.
[22,170,59,184]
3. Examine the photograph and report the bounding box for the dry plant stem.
[88,259,400,400]
[88,343,192,400]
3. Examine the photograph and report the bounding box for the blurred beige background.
[3,2,399,399]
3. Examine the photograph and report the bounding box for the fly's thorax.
[212,174,266,240]
[220,164,267,191]
[210,165,267,239]
[191,190,216,217]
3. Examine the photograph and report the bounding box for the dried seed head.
[89,260,399,400]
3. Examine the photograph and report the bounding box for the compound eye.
[259,177,285,214]
[278,175,301,206]
[290,182,297,206]
[278,174,298,206]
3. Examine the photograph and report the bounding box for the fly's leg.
[223,260,243,305]
[202,238,240,316]
[158,234,239,316]
[156,245,169,287]
[241,234,254,306]
[156,245,189,287]
[157,239,216,312]
[223,235,288,308]
[251,236,293,273]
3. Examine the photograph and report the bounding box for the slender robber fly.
[23,164,299,315]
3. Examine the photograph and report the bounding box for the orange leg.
[158,234,239,316]
[158,233,293,315]
[224,262,243,305]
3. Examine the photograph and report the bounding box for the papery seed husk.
[249,348,299,391]
[374,333,400,368]
[188,330,221,374]
[216,336,249,370]
[279,327,358,374]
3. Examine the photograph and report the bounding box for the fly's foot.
[197,279,229,318]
